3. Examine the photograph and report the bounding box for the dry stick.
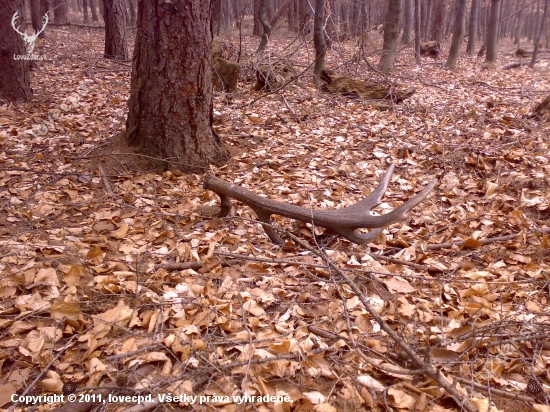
[239,58,317,108]
[453,376,534,403]
[97,163,114,195]
[366,252,439,272]
[427,229,550,250]
[153,261,204,270]
[9,336,78,412]
[281,231,478,412]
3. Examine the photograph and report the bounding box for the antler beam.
[204,164,437,245]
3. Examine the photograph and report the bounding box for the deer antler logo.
[11,11,48,55]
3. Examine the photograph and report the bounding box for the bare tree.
[446,0,468,68]
[313,0,326,79]
[401,0,413,43]
[126,0,229,172]
[485,0,501,62]
[102,0,128,60]
[0,0,32,101]
[53,0,69,24]
[531,0,549,67]
[257,0,271,52]
[466,0,480,54]
[378,0,402,73]
[414,0,420,62]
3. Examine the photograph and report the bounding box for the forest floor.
[1,20,550,412]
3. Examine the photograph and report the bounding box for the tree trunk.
[530,0,549,67]
[29,0,46,37]
[430,0,445,42]
[256,0,271,52]
[313,0,326,78]
[253,0,262,35]
[466,0,479,54]
[446,0,468,68]
[102,0,128,60]
[127,0,136,26]
[378,0,402,73]
[0,0,32,101]
[126,0,229,172]
[269,0,292,27]
[485,0,501,62]
[514,3,523,45]
[401,0,413,44]
[90,0,99,20]
[414,0,420,62]
[53,0,70,23]
[83,0,89,22]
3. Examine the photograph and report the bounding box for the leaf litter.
[0,22,549,412]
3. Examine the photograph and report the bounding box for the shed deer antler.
[204,164,437,245]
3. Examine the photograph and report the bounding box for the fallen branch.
[281,230,478,412]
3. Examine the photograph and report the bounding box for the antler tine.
[344,163,395,213]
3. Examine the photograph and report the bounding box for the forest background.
[0,0,550,411]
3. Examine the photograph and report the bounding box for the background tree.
[401,0,413,44]
[530,0,549,67]
[257,0,271,52]
[29,0,46,37]
[126,0,229,172]
[53,0,70,24]
[0,0,32,102]
[313,0,326,80]
[414,0,420,62]
[378,0,402,73]
[102,0,128,60]
[485,0,501,62]
[446,0,468,68]
[466,0,480,54]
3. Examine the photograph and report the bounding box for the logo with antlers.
[11,11,48,55]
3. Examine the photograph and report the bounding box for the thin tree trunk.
[313,0,326,78]
[414,0,421,62]
[256,0,271,52]
[126,0,229,172]
[466,0,479,54]
[485,0,501,62]
[269,0,292,27]
[530,0,549,67]
[446,0,468,68]
[90,0,99,20]
[127,0,136,26]
[0,0,32,101]
[83,0,89,22]
[29,0,45,36]
[102,0,128,60]
[53,0,70,24]
[401,0,413,43]
[378,0,402,73]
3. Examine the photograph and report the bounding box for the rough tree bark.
[126,0,229,172]
[446,0,468,68]
[485,0,501,62]
[313,0,326,79]
[102,0,128,60]
[466,0,479,54]
[530,0,549,67]
[378,0,402,73]
[53,0,69,24]
[401,0,413,44]
[0,0,32,102]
